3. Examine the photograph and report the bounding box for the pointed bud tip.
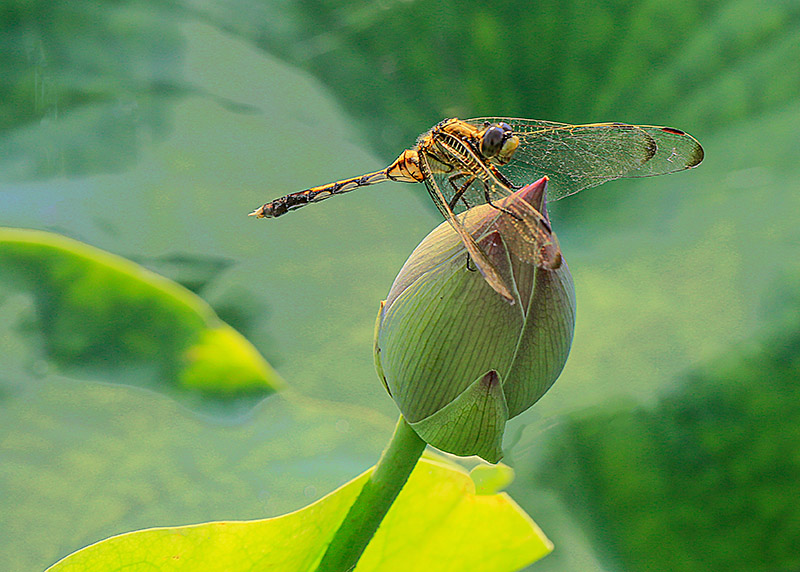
[515,176,549,214]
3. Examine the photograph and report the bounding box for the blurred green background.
[1,0,799,570]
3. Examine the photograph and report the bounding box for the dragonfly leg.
[487,163,520,190]
[447,173,477,210]
[465,253,476,272]
[483,183,523,220]
[449,175,481,274]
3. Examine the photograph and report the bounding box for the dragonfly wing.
[418,153,516,303]
[613,125,704,176]
[466,118,704,201]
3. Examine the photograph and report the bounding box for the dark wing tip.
[688,142,705,168]
[645,133,658,162]
[659,126,705,168]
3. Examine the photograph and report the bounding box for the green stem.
[315,415,426,572]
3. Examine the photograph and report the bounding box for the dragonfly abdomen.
[250,170,391,218]
[251,148,426,218]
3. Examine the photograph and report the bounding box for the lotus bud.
[374,177,576,463]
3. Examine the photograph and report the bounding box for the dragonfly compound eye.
[480,125,506,157]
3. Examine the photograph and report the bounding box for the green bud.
[374,177,575,463]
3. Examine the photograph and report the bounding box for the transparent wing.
[466,118,704,201]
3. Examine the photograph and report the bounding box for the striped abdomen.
[250,150,424,219]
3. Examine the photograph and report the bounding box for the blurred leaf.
[0,0,188,178]
[0,228,282,399]
[535,307,800,572]
[131,253,234,294]
[47,458,551,572]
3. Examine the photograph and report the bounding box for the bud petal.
[409,370,507,463]
[504,262,575,417]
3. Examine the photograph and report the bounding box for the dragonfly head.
[479,121,519,165]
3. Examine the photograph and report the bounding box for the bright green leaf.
[471,462,516,495]
[0,228,283,398]
[47,458,551,572]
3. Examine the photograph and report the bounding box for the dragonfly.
[250,117,704,302]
